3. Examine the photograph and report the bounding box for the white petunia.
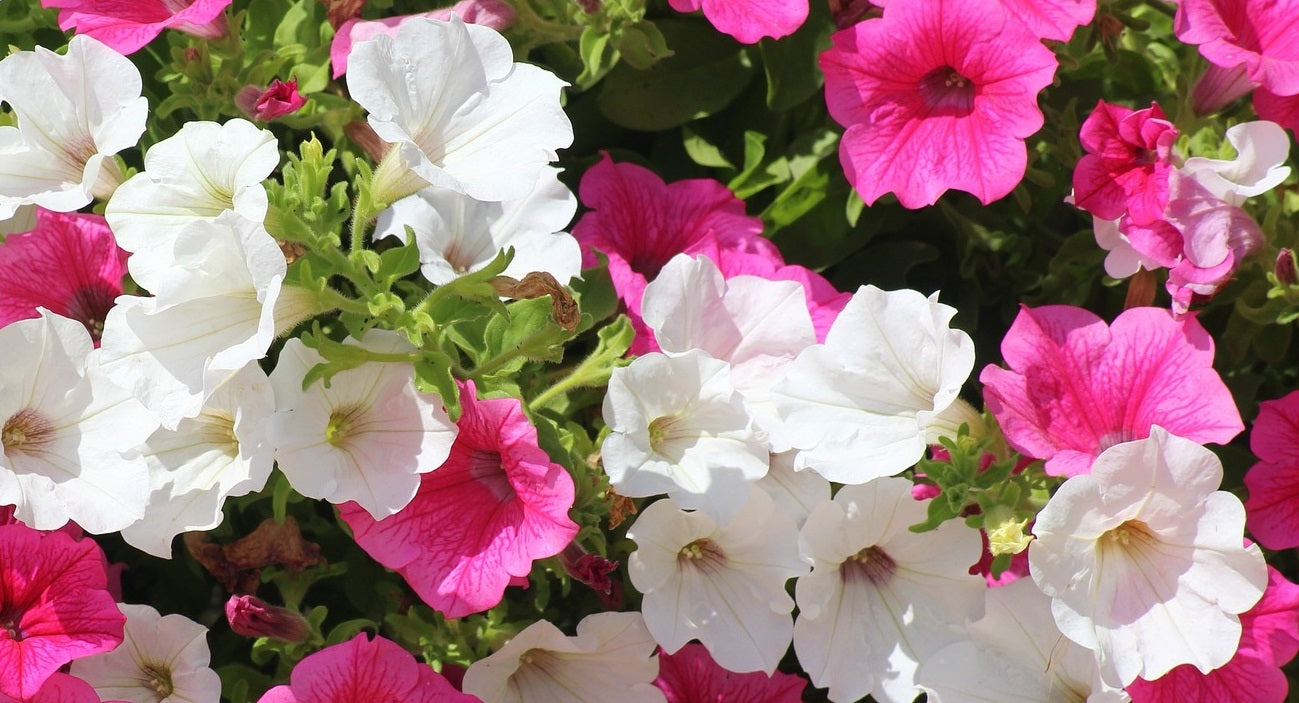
[772,285,976,484]
[0,310,153,533]
[756,450,829,529]
[793,477,985,703]
[375,167,580,286]
[1029,426,1267,687]
[72,603,220,703]
[348,16,573,203]
[602,349,769,524]
[1182,121,1291,206]
[627,488,808,674]
[269,329,458,519]
[462,612,665,703]
[0,35,146,218]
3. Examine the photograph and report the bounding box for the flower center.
[64,283,119,344]
[1101,519,1158,550]
[918,66,976,116]
[678,537,726,574]
[141,662,174,700]
[841,545,897,586]
[647,414,690,456]
[1,408,54,457]
[467,448,515,502]
[325,404,365,447]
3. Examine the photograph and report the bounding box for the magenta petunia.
[1244,391,1299,550]
[979,305,1243,477]
[1126,565,1299,703]
[1254,89,1299,134]
[0,208,127,344]
[257,633,475,703]
[819,0,1057,209]
[668,0,808,43]
[999,0,1095,41]
[40,0,231,55]
[0,525,124,700]
[0,674,102,703]
[1175,0,1299,98]
[340,381,579,618]
[654,643,807,703]
[1072,101,1179,226]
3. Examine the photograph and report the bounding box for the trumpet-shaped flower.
[0,35,146,219]
[1244,391,1299,549]
[71,604,219,703]
[41,0,230,55]
[463,612,663,703]
[794,477,986,703]
[653,643,807,703]
[269,330,456,519]
[1072,101,1179,225]
[772,286,976,484]
[257,633,474,703]
[820,0,1057,208]
[980,305,1242,477]
[1174,0,1299,98]
[0,524,123,700]
[627,488,808,674]
[340,381,577,618]
[668,0,807,43]
[1029,427,1268,686]
[348,16,572,203]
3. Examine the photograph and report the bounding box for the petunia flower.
[0,524,123,700]
[41,0,231,55]
[347,16,572,204]
[980,305,1242,477]
[667,0,808,43]
[329,0,517,77]
[0,35,146,219]
[0,674,102,703]
[257,633,474,703]
[653,642,807,703]
[71,604,220,703]
[756,451,830,529]
[793,477,986,703]
[1029,427,1267,687]
[1175,0,1299,99]
[1000,0,1096,41]
[1072,101,1179,226]
[340,381,578,618]
[819,0,1058,208]
[0,208,127,343]
[463,612,663,703]
[627,488,808,674]
[225,595,310,643]
[1244,390,1299,550]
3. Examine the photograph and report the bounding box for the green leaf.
[615,20,672,70]
[682,126,735,170]
[757,0,833,110]
[415,351,463,420]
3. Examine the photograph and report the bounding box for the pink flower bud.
[225,595,310,642]
[1277,248,1298,286]
[235,79,307,122]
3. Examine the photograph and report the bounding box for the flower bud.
[984,507,1033,557]
[1277,248,1298,287]
[235,79,307,122]
[225,595,310,643]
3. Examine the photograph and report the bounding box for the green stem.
[470,345,529,379]
[317,288,374,316]
[510,0,584,44]
[529,357,602,410]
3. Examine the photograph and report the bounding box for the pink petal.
[1253,88,1299,135]
[268,633,473,702]
[675,0,809,43]
[999,0,1095,41]
[1251,391,1299,466]
[654,643,807,702]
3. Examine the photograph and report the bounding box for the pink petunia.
[0,525,124,700]
[979,305,1243,477]
[340,381,578,618]
[328,0,517,77]
[819,0,1057,209]
[1072,101,1179,226]
[40,0,231,55]
[1126,565,1299,703]
[1244,391,1299,550]
[0,208,127,344]
[1175,0,1299,98]
[999,0,1095,42]
[654,643,807,702]
[0,674,102,703]
[667,0,808,43]
[258,633,475,702]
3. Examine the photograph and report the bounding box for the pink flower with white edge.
[819,0,1057,208]
[257,633,474,703]
[1072,101,1179,226]
[1127,565,1299,703]
[1245,391,1299,550]
[654,643,807,703]
[668,0,807,43]
[329,0,516,77]
[340,381,578,618]
[980,305,1242,477]
[0,208,126,344]
[41,0,230,55]
[1029,427,1267,687]
[0,524,123,700]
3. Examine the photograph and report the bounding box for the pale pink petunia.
[41,0,232,55]
[1244,391,1299,550]
[668,0,808,43]
[999,0,1095,42]
[979,305,1243,477]
[0,208,126,344]
[654,643,807,703]
[0,525,123,700]
[1072,101,1179,226]
[257,633,475,703]
[340,381,578,618]
[1127,565,1299,703]
[819,0,1057,208]
[329,0,517,77]
[1175,0,1299,98]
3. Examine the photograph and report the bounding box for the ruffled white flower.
[627,488,807,674]
[120,364,275,558]
[463,612,665,703]
[348,16,573,203]
[916,580,1129,703]
[72,603,220,703]
[375,167,580,286]
[756,450,829,529]
[793,477,985,703]
[0,35,146,218]
[602,349,769,524]
[1092,216,1161,280]
[105,119,278,279]
[1029,426,1267,686]
[0,310,153,533]
[1182,121,1291,206]
[269,329,457,519]
[772,286,976,484]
